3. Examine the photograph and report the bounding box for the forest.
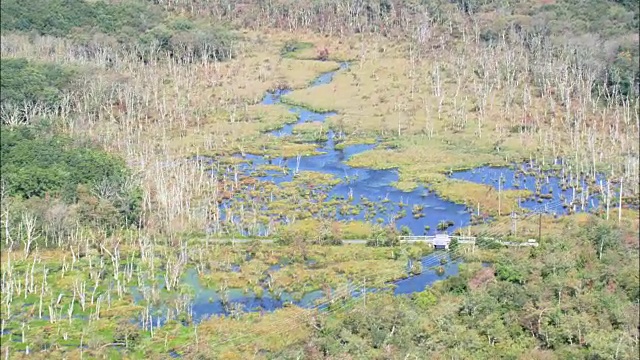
[0,0,638,359]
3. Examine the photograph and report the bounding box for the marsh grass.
[343,138,525,214]
[291,121,329,142]
[8,213,631,360]
[196,306,313,356]
[281,40,315,58]
[432,181,532,215]
[0,235,434,358]
[276,218,374,241]
[270,35,638,212]
[274,31,360,62]
[280,95,337,113]
[333,136,377,149]
[1,4,638,359]
[463,210,640,242]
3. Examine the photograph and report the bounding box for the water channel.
[223,62,607,235]
[148,61,610,324]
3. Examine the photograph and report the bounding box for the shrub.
[0,58,76,122]
[0,0,236,63]
[367,224,399,246]
[495,263,525,285]
[413,289,437,310]
[0,124,142,231]
[317,47,329,61]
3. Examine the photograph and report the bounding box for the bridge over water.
[398,234,539,248]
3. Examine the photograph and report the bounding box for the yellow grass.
[197,306,312,355]
[340,221,376,238]
[433,181,531,215]
[269,259,405,289]
[344,139,520,213]
[279,218,375,239]
[292,121,327,133]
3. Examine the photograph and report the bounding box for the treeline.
[0,58,77,123]
[159,0,638,100]
[1,0,635,99]
[0,0,236,62]
[508,0,639,100]
[1,123,142,246]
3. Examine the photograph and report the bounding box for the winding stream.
[227,62,471,236]
[145,61,613,324]
[135,253,463,327]
[223,62,609,235]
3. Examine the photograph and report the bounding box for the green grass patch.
[281,40,314,58]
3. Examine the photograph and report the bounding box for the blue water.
[268,264,283,271]
[134,268,329,326]
[450,165,609,214]
[138,251,465,325]
[173,62,617,323]
[216,62,616,237]
[218,62,472,236]
[394,253,461,295]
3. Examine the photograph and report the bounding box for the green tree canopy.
[1,124,141,229]
[0,58,76,121]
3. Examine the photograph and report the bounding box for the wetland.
[1,0,638,358]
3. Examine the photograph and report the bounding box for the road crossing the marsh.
[205,235,539,247]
